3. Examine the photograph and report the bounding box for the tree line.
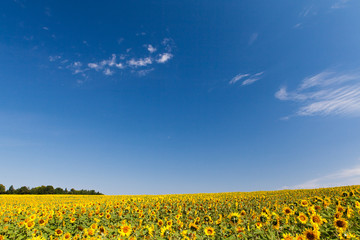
[0,184,102,195]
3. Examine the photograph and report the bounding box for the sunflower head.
[334,218,348,230]
[303,228,319,240]
[228,212,240,224]
[282,233,294,240]
[204,227,215,236]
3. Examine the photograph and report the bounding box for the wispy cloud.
[293,23,302,29]
[66,61,84,75]
[49,38,174,80]
[44,7,51,17]
[229,72,264,86]
[242,72,263,86]
[331,0,351,9]
[88,63,100,70]
[229,74,250,84]
[275,69,360,117]
[128,57,152,67]
[49,55,61,62]
[147,44,157,53]
[282,164,360,189]
[156,53,173,63]
[135,68,154,77]
[248,33,258,45]
[299,6,315,17]
[103,68,114,76]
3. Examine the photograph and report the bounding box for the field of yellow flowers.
[1,185,360,240]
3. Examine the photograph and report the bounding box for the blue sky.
[1,0,360,195]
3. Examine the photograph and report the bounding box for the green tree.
[7,185,15,194]
[0,184,5,194]
[17,186,30,194]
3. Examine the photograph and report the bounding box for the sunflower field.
[1,185,360,240]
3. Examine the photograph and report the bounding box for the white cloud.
[282,164,360,189]
[156,53,173,63]
[299,6,316,17]
[117,38,124,44]
[66,61,86,75]
[128,57,153,67]
[242,77,260,86]
[275,87,288,100]
[275,69,360,117]
[229,74,250,84]
[147,44,157,53]
[49,55,61,62]
[99,54,117,67]
[115,63,124,69]
[88,63,100,70]
[248,33,258,45]
[73,62,82,67]
[331,0,351,9]
[293,23,302,29]
[51,36,175,81]
[136,68,154,77]
[162,38,174,52]
[229,72,263,86]
[103,68,114,76]
[42,26,49,31]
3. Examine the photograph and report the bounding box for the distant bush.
[0,184,102,195]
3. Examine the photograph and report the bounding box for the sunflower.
[160,225,171,237]
[310,213,325,226]
[282,233,294,240]
[228,212,241,224]
[25,221,35,230]
[255,222,262,229]
[88,228,95,236]
[181,230,188,237]
[189,222,198,231]
[204,227,215,236]
[314,205,321,211]
[99,226,108,236]
[300,200,309,207]
[38,218,46,226]
[334,218,348,231]
[259,213,269,224]
[55,229,63,236]
[157,219,164,227]
[295,234,306,240]
[166,219,173,227]
[203,215,212,223]
[272,217,280,230]
[342,191,349,197]
[63,232,71,240]
[90,223,97,230]
[337,205,345,213]
[119,224,132,237]
[215,214,222,225]
[297,212,308,224]
[144,225,154,237]
[229,224,240,234]
[283,207,293,215]
[334,211,343,219]
[303,228,320,240]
